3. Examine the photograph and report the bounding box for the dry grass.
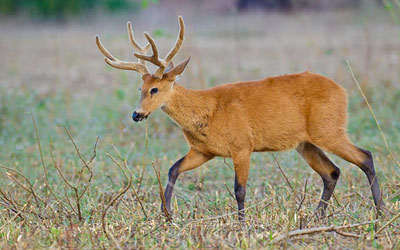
[0,4,400,249]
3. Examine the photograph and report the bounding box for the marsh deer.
[96,16,383,220]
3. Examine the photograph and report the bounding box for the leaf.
[37,99,46,110]
[141,0,149,9]
[115,89,125,100]
[152,28,164,37]
[384,1,394,10]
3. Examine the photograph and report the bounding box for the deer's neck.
[162,84,214,132]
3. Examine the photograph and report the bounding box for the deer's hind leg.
[296,142,341,217]
[315,137,384,212]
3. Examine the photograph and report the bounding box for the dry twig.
[272,154,300,202]
[346,60,400,169]
[152,160,172,221]
[296,179,308,212]
[111,144,148,219]
[49,131,99,221]
[32,112,65,208]
[272,220,378,243]
[102,152,132,240]
[377,211,400,234]
[0,165,45,206]
[0,188,22,218]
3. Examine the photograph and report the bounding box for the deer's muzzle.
[132,111,148,122]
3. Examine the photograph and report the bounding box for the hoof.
[238,211,245,223]
[375,204,386,218]
[160,203,173,216]
[314,206,327,220]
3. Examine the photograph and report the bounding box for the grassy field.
[1,5,400,249]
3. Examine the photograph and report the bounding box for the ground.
[0,3,399,249]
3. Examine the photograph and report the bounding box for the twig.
[50,140,79,219]
[111,144,148,219]
[179,200,273,232]
[63,185,78,215]
[0,209,24,231]
[0,165,45,206]
[223,158,233,170]
[102,152,132,240]
[63,127,98,200]
[6,174,31,194]
[326,201,350,219]
[137,122,149,194]
[50,149,74,190]
[0,188,25,220]
[296,179,308,212]
[333,193,343,208]
[224,182,235,200]
[63,129,99,220]
[388,190,400,201]
[346,60,400,168]
[335,230,362,238]
[272,220,378,243]
[32,113,70,210]
[152,161,172,221]
[384,228,393,248]
[130,182,148,219]
[77,135,98,201]
[272,154,300,201]
[108,233,123,250]
[377,211,400,234]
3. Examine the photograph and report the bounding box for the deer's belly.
[183,129,233,157]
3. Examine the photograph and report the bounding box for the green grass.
[0,78,399,248]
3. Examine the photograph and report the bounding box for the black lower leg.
[234,176,246,221]
[316,167,340,217]
[163,156,185,213]
[358,148,384,210]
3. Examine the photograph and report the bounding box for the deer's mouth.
[132,112,150,122]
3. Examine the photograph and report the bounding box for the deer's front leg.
[232,150,251,221]
[163,148,213,213]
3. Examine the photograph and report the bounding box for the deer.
[95,16,383,221]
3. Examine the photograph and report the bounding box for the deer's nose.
[132,111,142,122]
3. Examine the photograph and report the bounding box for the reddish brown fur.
[137,70,383,219]
[97,17,383,220]
[162,72,347,159]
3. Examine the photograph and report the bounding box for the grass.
[1,6,400,249]
[0,73,399,248]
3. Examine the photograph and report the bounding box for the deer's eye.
[150,88,158,95]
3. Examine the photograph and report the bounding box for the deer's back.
[195,72,348,156]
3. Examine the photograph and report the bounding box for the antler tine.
[134,32,166,71]
[164,15,185,64]
[95,35,149,75]
[96,35,117,61]
[127,21,151,64]
[103,57,149,75]
[153,15,185,78]
[134,16,186,79]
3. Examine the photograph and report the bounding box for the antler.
[134,16,185,79]
[95,22,151,76]
[127,21,151,65]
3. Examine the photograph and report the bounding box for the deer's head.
[96,16,189,122]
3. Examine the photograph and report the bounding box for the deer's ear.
[142,73,152,81]
[164,61,174,73]
[165,57,190,81]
